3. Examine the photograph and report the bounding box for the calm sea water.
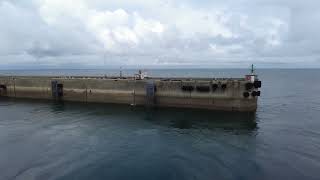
[0,69,320,180]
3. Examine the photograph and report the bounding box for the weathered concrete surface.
[0,76,260,112]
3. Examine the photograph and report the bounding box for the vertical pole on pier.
[251,64,255,74]
[13,77,16,97]
[131,76,136,106]
[120,66,123,78]
[85,85,88,103]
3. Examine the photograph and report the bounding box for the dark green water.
[0,69,320,180]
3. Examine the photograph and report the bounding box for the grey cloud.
[0,0,319,68]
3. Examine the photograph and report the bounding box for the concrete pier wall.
[0,76,259,112]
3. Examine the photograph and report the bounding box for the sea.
[0,69,319,180]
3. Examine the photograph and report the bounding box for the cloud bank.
[0,0,319,68]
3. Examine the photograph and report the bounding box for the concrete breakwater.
[0,75,261,112]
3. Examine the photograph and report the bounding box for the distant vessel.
[0,66,261,112]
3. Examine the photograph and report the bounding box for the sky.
[0,0,319,69]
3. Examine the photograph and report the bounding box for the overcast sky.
[0,0,319,69]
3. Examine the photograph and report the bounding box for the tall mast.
[251,64,255,74]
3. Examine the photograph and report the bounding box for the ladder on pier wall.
[51,81,63,100]
[145,81,156,107]
[0,84,7,97]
